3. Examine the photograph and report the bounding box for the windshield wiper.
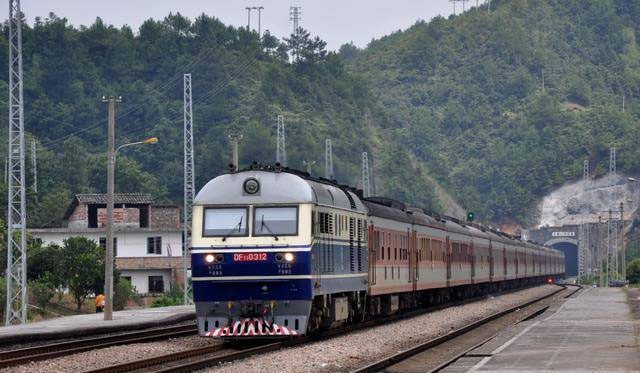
[221,217,243,242]
[261,215,279,241]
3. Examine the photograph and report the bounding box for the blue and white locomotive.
[191,166,565,338]
[191,167,368,337]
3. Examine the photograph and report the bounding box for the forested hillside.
[0,13,441,227]
[343,0,640,225]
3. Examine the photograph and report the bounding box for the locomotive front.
[191,170,314,338]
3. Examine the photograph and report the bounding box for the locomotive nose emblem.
[243,178,260,194]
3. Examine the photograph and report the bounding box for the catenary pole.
[6,0,27,325]
[183,74,194,304]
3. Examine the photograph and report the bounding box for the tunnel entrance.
[549,241,578,277]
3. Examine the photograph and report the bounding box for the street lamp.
[104,136,158,321]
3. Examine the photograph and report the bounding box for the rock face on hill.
[538,175,639,227]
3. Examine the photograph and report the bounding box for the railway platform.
[0,305,195,344]
[443,287,640,372]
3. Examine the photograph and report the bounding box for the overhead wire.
[40,46,220,148]
[108,54,259,144]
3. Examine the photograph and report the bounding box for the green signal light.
[467,212,475,222]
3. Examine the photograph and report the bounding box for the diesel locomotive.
[190,166,564,338]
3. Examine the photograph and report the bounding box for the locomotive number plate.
[233,253,268,262]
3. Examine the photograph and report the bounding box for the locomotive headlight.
[284,252,295,262]
[205,254,215,263]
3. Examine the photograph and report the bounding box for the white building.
[30,194,184,295]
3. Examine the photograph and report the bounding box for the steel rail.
[352,284,582,373]
[87,284,563,373]
[0,324,197,369]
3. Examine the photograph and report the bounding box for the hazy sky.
[0,0,463,51]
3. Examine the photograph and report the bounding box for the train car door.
[411,230,417,293]
[368,224,376,286]
[470,241,476,283]
[446,236,452,286]
[503,247,507,276]
[489,240,494,281]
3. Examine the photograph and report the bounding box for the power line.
[6,0,28,326]
[41,47,220,148]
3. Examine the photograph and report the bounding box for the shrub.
[627,259,640,284]
[29,273,57,314]
[151,285,184,308]
[113,277,140,311]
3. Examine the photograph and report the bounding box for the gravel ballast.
[207,284,560,373]
[2,335,220,373]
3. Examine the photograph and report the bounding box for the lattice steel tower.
[276,115,286,166]
[362,152,371,198]
[325,139,334,180]
[609,147,616,178]
[183,74,194,305]
[6,0,27,325]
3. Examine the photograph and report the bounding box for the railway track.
[0,323,198,369]
[352,284,581,373]
[84,285,565,373]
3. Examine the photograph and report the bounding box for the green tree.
[59,237,105,311]
[627,259,640,284]
[113,277,139,311]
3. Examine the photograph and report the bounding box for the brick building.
[30,193,184,295]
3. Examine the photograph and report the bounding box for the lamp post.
[104,135,158,321]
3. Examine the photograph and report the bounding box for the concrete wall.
[119,269,172,294]
[31,231,183,258]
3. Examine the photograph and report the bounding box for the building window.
[147,236,162,254]
[148,276,164,293]
[122,276,132,283]
[99,237,118,256]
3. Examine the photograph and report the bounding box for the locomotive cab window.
[253,206,298,236]
[203,207,248,237]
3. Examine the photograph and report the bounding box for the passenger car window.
[203,208,247,236]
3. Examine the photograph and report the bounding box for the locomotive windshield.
[203,207,248,237]
[253,206,298,236]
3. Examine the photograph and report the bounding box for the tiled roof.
[75,193,154,205]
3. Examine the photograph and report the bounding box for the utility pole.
[541,69,545,92]
[450,0,456,15]
[245,7,252,30]
[253,6,264,36]
[102,95,120,321]
[276,115,286,166]
[620,202,625,281]
[4,157,7,184]
[362,152,371,198]
[487,0,491,13]
[31,139,37,202]
[183,74,194,305]
[325,139,334,180]
[228,133,243,172]
[302,160,315,174]
[6,0,27,326]
[622,94,625,113]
